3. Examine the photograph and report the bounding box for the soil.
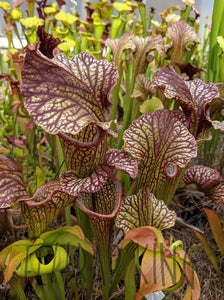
[0,186,224,300]
[166,187,224,300]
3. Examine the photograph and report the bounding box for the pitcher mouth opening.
[58,125,107,148]
[75,176,122,219]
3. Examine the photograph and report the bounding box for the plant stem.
[53,135,73,228]
[41,273,55,300]
[31,278,46,299]
[117,63,133,149]
[148,7,155,30]
[138,3,147,38]
[89,217,114,300]
[219,54,224,82]
[97,236,111,300]
[26,0,36,17]
[157,167,186,206]
[55,271,66,300]
[181,5,192,22]
[124,257,136,300]
[207,0,224,83]
[110,242,138,297]
[109,76,123,148]
[9,275,27,300]
[52,135,76,274]
[68,276,80,300]
[76,207,94,298]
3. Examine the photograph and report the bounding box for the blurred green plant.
[200,0,224,174]
[188,208,224,274]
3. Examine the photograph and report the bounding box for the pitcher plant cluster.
[0,0,224,299]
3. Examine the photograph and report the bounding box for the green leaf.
[217,36,224,52]
[175,253,201,300]
[0,155,29,208]
[8,274,27,300]
[109,242,138,296]
[36,166,45,189]
[22,48,118,136]
[116,186,176,233]
[139,96,164,113]
[124,257,136,300]
[5,239,44,282]
[205,208,224,255]
[21,182,76,238]
[40,226,94,255]
[166,20,199,63]
[123,110,197,191]
[0,240,32,268]
[188,228,219,272]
